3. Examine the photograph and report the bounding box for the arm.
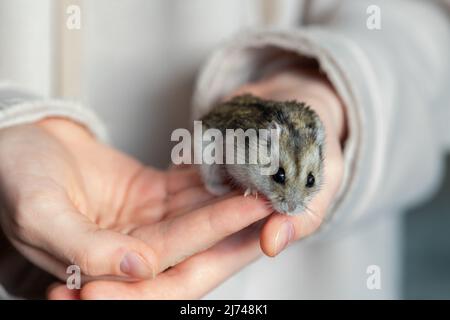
[192,0,450,249]
[61,0,449,299]
[0,85,274,299]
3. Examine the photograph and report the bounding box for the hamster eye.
[306,172,315,188]
[272,168,286,184]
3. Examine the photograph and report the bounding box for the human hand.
[47,66,345,299]
[48,214,265,299]
[0,119,272,294]
[232,67,346,256]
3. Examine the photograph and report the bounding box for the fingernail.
[120,252,154,279]
[274,221,295,255]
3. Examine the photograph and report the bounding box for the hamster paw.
[199,164,231,196]
[205,181,232,196]
[244,188,258,199]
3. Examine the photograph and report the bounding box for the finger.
[9,237,70,281]
[165,186,216,216]
[16,186,159,279]
[79,224,263,299]
[165,187,242,219]
[112,167,207,225]
[260,138,344,257]
[130,195,271,273]
[166,166,203,194]
[47,283,80,300]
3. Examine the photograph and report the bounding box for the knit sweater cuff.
[0,82,108,142]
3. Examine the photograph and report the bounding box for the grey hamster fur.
[198,94,325,215]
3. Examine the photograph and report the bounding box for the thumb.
[15,189,157,279]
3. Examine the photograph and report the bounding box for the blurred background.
[404,154,450,299]
[0,0,449,299]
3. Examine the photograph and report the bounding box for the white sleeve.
[192,0,450,235]
[0,82,108,142]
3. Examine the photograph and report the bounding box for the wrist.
[36,117,96,145]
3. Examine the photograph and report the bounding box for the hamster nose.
[287,202,296,212]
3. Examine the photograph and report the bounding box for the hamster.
[198,94,325,215]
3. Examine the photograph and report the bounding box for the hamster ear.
[313,117,326,145]
[268,121,282,138]
[316,126,325,145]
[260,121,282,146]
